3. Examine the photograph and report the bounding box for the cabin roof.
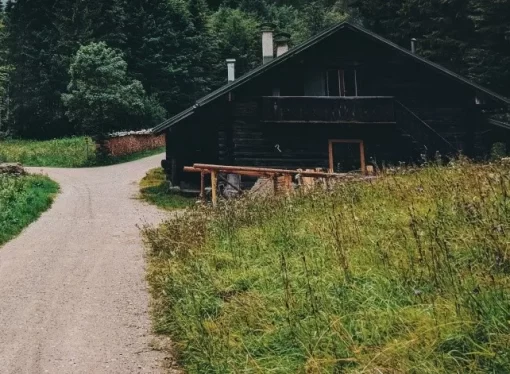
[489,118,510,130]
[153,21,510,134]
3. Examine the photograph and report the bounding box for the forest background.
[0,0,508,139]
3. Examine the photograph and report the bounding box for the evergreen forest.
[0,0,508,139]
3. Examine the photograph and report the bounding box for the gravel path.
[0,154,169,374]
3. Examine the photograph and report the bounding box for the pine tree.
[124,0,200,114]
[187,0,218,95]
[88,0,127,50]
[6,0,68,138]
[209,7,260,77]
[0,5,11,133]
[351,0,473,73]
[467,0,510,95]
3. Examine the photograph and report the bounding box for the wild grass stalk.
[144,160,510,373]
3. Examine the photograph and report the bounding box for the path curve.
[0,154,169,374]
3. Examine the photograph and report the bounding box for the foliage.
[0,15,10,133]
[0,137,164,168]
[4,0,130,139]
[208,7,260,78]
[62,42,164,137]
[350,0,510,96]
[0,174,59,246]
[0,137,95,167]
[467,0,510,95]
[5,0,67,138]
[145,161,510,373]
[140,168,196,211]
[1,0,510,138]
[124,0,216,115]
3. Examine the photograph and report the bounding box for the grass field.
[0,137,164,168]
[0,174,59,246]
[144,160,510,373]
[140,168,196,211]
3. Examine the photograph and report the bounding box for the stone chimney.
[226,59,236,82]
[261,22,276,64]
[411,38,417,54]
[275,32,291,57]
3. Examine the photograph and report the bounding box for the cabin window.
[328,139,366,174]
[326,69,358,97]
[304,69,327,96]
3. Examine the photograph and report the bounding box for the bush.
[0,174,59,245]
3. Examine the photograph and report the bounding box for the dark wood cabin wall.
[246,29,488,157]
[165,27,506,186]
[228,98,414,169]
[166,107,225,186]
[356,56,482,155]
[341,32,486,155]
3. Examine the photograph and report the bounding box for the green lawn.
[0,137,164,168]
[140,168,196,211]
[144,160,510,373]
[0,174,59,246]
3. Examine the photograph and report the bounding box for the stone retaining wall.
[103,134,165,157]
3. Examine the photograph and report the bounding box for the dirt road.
[0,154,168,373]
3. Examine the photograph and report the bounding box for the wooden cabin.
[153,22,510,188]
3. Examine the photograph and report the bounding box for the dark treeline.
[0,0,508,139]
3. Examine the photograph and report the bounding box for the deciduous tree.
[62,42,164,136]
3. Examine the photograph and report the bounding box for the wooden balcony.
[262,96,396,124]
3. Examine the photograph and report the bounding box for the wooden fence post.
[211,170,218,207]
[284,174,292,195]
[200,171,205,201]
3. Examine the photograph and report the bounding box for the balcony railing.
[262,96,396,124]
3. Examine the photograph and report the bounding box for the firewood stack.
[0,163,26,176]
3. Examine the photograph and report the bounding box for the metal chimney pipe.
[226,59,236,82]
[260,22,276,64]
[411,38,417,54]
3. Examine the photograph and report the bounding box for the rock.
[0,163,26,176]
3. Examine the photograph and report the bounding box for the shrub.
[0,174,59,245]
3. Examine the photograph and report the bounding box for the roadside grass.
[140,168,196,211]
[144,160,510,373]
[0,137,164,168]
[0,174,59,246]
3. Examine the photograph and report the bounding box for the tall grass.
[0,174,59,246]
[140,168,196,211]
[0,137,164,167]
[144,160,510,373]
[0,137,95,167]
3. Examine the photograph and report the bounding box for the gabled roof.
[153,21,510,134]
[489,118,510,130]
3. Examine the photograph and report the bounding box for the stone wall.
[102,134,165,157]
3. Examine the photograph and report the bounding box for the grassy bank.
[144,160,510,373]
[0,137,164,168]
[0,174,59,246]
[140,168,196,211]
